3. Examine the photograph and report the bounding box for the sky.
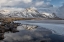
[0,0,64,8]
[49,0,64,7]
[0,0,64,18]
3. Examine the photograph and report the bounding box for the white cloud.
[0,0,19,7]
[22,0,32,3]
[0,0,7,4]
[0,0,53,8]
[0,0,32,7]
[0,7,25,11]
[35,1,44,6]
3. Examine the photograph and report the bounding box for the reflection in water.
[2,25,64,42]
[45,34,64,42]
[1,20,64,42]
[15,20,64,35]
[3,26,52,42]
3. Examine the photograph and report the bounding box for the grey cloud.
[0,0,53,9]
[57,3,64,19]
[35,4,53,8]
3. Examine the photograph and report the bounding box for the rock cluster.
[0,22,20,40]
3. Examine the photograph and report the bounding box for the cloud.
[46,2,50,5]
[57,3,64,19]
[34,0,53,8]
[0,0,20,7]
[35,1,44,6]
[0,0,32,8]
[22,0,32,3]
[0,0,53,9]
[1,8,24,11]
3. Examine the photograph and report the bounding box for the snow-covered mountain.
[0,8,62,19]
[0,10,10,15]
[7,8,43,18]
[41,12,57,18]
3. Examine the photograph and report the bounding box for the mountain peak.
[42,12,56,18]
[0,9,10,15]
[24,7,39,14]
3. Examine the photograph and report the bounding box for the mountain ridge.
[0,8,62,20]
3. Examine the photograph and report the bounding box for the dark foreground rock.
[0,22,21,40]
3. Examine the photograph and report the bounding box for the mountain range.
[0,8,62,19]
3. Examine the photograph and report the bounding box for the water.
[14,20,64,35]
[1,20,64,42]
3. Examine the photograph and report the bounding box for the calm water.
[1,20,64,42]
[14,20,64,35]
